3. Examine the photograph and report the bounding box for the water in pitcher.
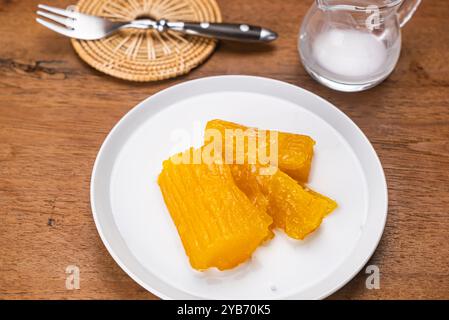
[299,0,420,92]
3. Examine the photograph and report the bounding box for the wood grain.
[0,0,448,299]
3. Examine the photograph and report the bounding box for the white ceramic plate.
[91,76,387,300]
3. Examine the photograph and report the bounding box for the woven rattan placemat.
[71,0,222,81]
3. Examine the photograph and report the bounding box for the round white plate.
[91,76,387,299]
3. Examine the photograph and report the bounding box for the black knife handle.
[166,21,277,42]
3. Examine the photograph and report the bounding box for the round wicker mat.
[71,0,222,81]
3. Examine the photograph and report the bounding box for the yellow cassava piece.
[205,119,315,182]
[233,164,337,240]
[158,147,273,271]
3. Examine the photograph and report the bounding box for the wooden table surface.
[1,0,448,300]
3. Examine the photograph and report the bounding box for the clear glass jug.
[299,0,421,92]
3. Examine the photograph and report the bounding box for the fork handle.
[166,21,277,42]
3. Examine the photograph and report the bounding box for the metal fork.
[36,4,277,42]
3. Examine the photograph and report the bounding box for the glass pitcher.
[299,0,421,92]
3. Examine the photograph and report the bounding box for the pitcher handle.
[398,0,421,28]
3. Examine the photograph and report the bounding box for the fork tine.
[37,11,74,29]
[36,18,75,37]
[37,4,76,19]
